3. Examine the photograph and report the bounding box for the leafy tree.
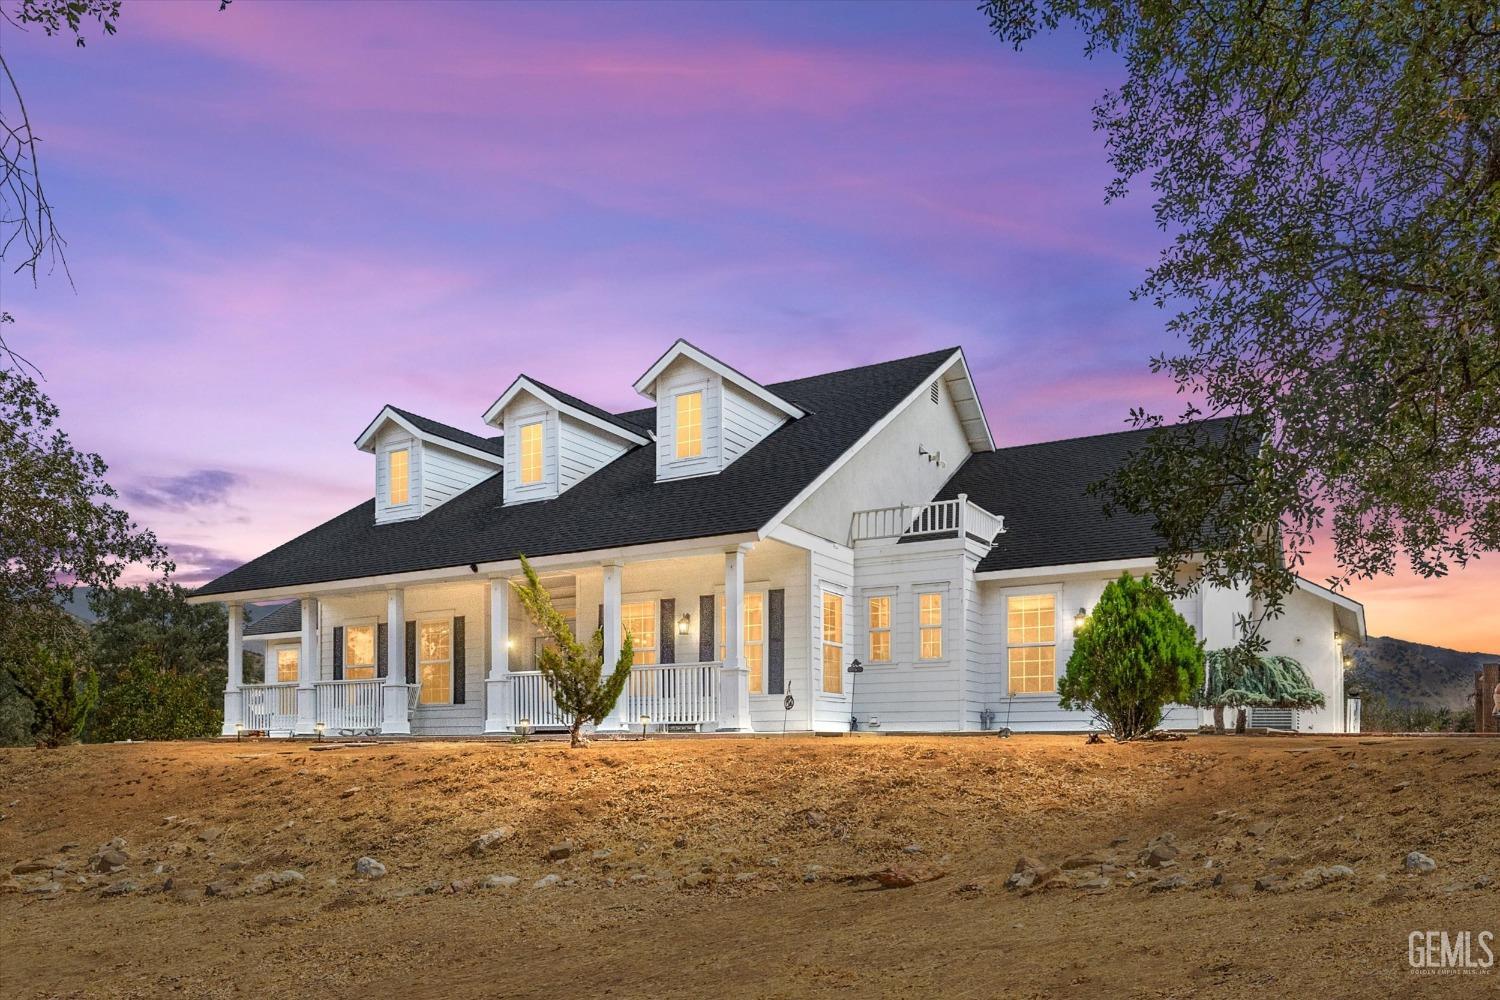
[0,599,88,744]
[1200,647,1325,734]
[510,555,632,748]
[982,2,1499,646]
[92,649,222,742]
[0,370,170,608]
[1059,572,1204,739]
[0,602,99,747]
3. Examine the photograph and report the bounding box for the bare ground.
[1,734,1497,999]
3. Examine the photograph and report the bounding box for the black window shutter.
[405,621,417,685]
[332,626,344,681]
[768,589,785,695]
[376,622,388,678]
[698,594,715,663]
[659,598,675,664]
[452,616,466,704]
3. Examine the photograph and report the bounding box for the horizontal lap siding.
[654,358,721,479]
[557,416,630,492]
[374,427,420,525]
[720,384,785,469]
[420,444,499,514]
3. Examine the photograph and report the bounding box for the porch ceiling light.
[677,612,691,636]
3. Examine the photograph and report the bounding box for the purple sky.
[6,2,1495,650]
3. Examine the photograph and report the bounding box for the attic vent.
[929,382,940,405]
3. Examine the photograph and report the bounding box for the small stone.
[733,872,757,883]
[1005,872,1035,890]
[902,843,923,855]
[1404,851,1437,874]
[1246,820,1273,838]
[681,872,710,889]
[1110,835,1130,846]
[1061,854,1107,870]
[1142,843,1179,868]
[482,874,520,889]
[1077,877,1111,891]
[1013,856,1044,875]
[591,849,613,861]
[354,857,387,879]
[532,874,561,889]
[89,849,128,874]
[270,870,304,886]
[805,811,826,829]
[760,857,781,868]
[101,879,139,897]
[204,879,235,896]
[802,865,825,884]
[468,827,515,857]
[420,880,445,895]
[1325,865,1355,880]
[1225,883,1252,899]
[1151,874,1187,892]
[24,881,61,896]
[547,840,574,861]
[11,861,51,875]
[1254,874,1285,892]
[1473,875,1495,890]
[869,868,918,889]
[339,786,363,799]
[447,878,473,894]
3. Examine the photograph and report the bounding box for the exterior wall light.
[678,613,691,636]
[1073,608,1088,634]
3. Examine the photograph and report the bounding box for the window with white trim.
[867,596,891,663]
[621,600,658,665]
[917,592,943,660]
[821,592,844,694]
[519,421,544,484]
[274,646,299,683]
[1006,593,1056,694]
[719,592,766,694]
[418,618,452,705]
[387,449,410,506]
[675,390,703,459]
[344,624,377,681]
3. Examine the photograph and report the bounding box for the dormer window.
[675,391,703,459]
[519,422,544,484]
[387,449,410,506]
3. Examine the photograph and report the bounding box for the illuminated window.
[719,593,766,693]
[821,592,844,694]
[918,592,943,660]
[418,619,452,704]
[1006,593,1056,694]
[675,390,703,459]
[275,646,299,683]
[519,422,544,484]
[621,600,658,665]
[387,449,409,505]
[344,625,377,681]
[867,596,891,663]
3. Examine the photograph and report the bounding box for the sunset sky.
[5,2,1495,651]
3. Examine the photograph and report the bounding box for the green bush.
[91,651,223,742]
[1059,572,1204,740]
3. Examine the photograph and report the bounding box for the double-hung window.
[866,596,891,663]
[417,619,453,705]
[519,422,544,484]
[719,593,766,693]
[621,600,658,665]
[821,592,844,694]
[343,625,377,681]
[1006,593,1057,694]
[274,646,300,683]
[917,592,943,660]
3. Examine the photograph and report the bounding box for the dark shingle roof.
[244,600,302,636]
[937,419,1237,573]
[195,349,958,597]
[513,376,654,438]
[387,406,505,458]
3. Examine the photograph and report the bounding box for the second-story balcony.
[849,495,1005,547]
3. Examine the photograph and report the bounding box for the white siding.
[654,357,723,480]
[557,414,630,492]
[721,382,787,468]
[420,442,499,514]
[786,368,972,544]
[1252,586,1347,733]
[373,426,421,525]
[502,397,560,505]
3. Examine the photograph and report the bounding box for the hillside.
[3,735,1497,999]
[1349,635,1499,711]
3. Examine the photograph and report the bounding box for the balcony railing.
[510,661,721,730]
[314,679,384,733]
[239,682,297,732]
[850,494,1005,546]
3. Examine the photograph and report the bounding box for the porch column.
[597,561,629,731]
[294,598,320,735]
[718,544,753,732]
[220,602,243,736]
[382,588,411,735]
[483,577,514,733]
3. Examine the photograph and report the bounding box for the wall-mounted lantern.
[1073,608,1088,635]
[678,612,692,636]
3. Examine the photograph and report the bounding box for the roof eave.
[482,376,652,446]
[632,339,805,419]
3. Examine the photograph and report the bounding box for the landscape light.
[639,713,651,738]
[516,717,531,738]
[235,720,245,742]
[314,720,325,743]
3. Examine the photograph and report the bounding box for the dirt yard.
[2,733,1496,999]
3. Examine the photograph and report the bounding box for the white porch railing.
[314,679,384,733]
[850,494,1005,545]
[239,682,298,732]
[510,662,722,730]
[622,662,720,727]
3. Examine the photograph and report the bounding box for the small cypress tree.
[511,554,633,748]
[1201,648,1325,734]
[1059,572,1204,740]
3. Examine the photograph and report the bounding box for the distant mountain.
[1347,635,1499,711]
[56,586,281,627]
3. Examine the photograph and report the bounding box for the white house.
[198,341,1366,738]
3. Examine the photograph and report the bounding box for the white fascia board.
[481,376,651,445]
[186,531,760,605]
[353,406,504,467]
[243,630,299,642]
[756,350,964,541]
[1294,576,1368,642]
[632,339,805,419]
[945,348,996,452]
[974,556,1161,582]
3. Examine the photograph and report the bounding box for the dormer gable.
[355,406,504,524]
[632,340,804,482]
[482,376,651,506]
